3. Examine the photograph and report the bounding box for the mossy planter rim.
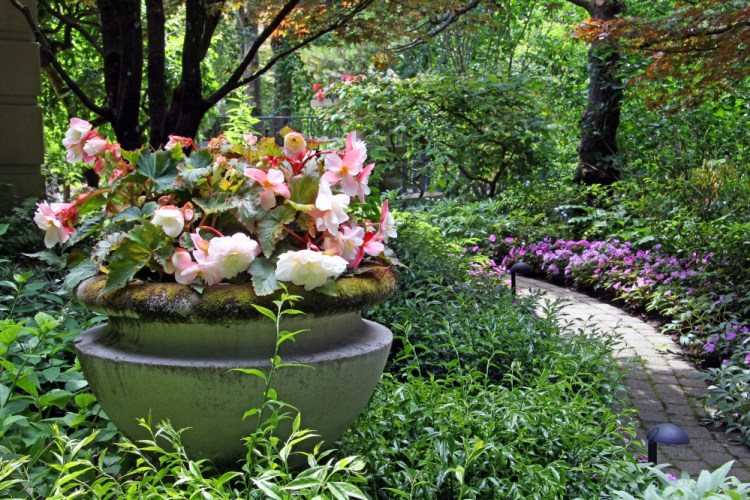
[76,266,396,323]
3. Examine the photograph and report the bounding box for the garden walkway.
[517,276,750,482]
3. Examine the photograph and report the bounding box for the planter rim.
[76,266,396,322]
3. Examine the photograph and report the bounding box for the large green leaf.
[249,258,280,296]
[136,150,180,192]
[235,193,260,225]
[177,165,212,190]
[257,205,296,257]
[193,193,234,215]
[104,222,174,292]
[178,150,213,190]
[186,148,213,169]
[62,260,98,292]
[288,175,319,205]
[65,213,106,246]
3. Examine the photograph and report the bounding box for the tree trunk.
[146,0,168,148]
[272,38,293,116]
[161,0,223,146]
[237,6,263,116]
[574,0,624,185]
[97,0,144,150]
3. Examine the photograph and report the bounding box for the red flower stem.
[282,226,306,244]
[199,225,224,237]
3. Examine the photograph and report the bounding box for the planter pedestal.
[74,269,395,464]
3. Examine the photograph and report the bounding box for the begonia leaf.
[104,222,174,292]
[250,258,280,296]
[62,260,98,292]
[193,193,234,215]
[136,150,180,192]
[257,206,296,257]
[288,175,319,205]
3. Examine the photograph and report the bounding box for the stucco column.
[0,0,44,207]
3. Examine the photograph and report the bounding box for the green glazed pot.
[74,267,395,465]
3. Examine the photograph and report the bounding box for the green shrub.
[316,72,554,198]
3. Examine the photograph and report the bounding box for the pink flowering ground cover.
[476,234,750,441]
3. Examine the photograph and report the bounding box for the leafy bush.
[613,461,750,500]
[0,205,658,497]
[349,210,651,498]
[0,198,46,260]
[315,72,554,198]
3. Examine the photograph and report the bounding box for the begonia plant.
[34,118,396,294]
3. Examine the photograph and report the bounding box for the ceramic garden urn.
[74,266,396,464]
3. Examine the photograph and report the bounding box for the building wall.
[0,0,44,207]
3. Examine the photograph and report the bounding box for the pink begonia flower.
[62,118,94,163]
[164,135,196,151]
[275,249,348,290]
[362,231,384,257]
[191,232,211,262]
[244,168,291,210]
[151,206,187,238]
[355,163,375,203]
[314,181,350,235]
[323,225,365,264]
[378,200,397,242]
[170,248,224,286]
[207,233,261,279]
[34,202,76,248]
[243,133,257,146]
[283,132,307,157]
[322,131,366,196]
[83,136,108,157]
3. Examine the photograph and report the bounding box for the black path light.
[647,423,690,464]
[509,261,534,296]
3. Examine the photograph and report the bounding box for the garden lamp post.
[509,262,533,296]
[647,423,690,464]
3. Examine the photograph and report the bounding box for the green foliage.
[0,205,662,497]
[220,94,261,144]
[0,199,45,260]
[613,462,750,500]
[345,210,650,498]
[316,72,554,198]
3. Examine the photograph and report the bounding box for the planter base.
[75,314,392,464]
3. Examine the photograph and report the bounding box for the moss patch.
[76,266,397,323]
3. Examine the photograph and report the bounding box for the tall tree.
[9,0,480,150]
[566,0,625,185]
[575,0,750,108]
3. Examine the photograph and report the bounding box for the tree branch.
[207,0,375,106]
[206,0,303,106]
[8,0,111,120]
[38,0,103,54]
[564,0,592,13]
[392,0,483,53]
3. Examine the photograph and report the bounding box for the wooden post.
[0,0,44,209]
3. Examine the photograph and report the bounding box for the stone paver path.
[517,276,750,482]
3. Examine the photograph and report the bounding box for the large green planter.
[74,267,395,464]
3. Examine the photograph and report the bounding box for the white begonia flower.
[207,233,261,279]
[275,249,348,290]
[151,206,185,238]
[381,211,397,241]
[314,181,350,236]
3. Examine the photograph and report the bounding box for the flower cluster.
[35,118,397,294]
[312,73,365,101]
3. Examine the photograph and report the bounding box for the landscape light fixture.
[509,261,533,296]
[646,423,690,464]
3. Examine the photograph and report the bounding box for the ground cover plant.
[415,186,750,449]
[0,204,695,497]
